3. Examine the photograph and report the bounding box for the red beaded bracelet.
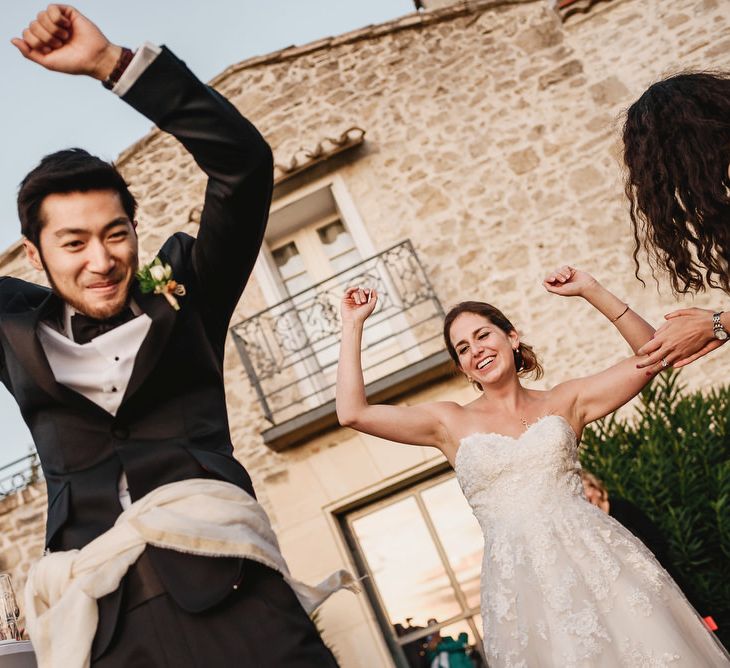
[102,47,134,90]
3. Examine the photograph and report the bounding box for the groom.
[5,5,339,666]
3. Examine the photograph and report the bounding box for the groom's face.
[24,189,139,319]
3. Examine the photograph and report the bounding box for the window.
[271,217,362,295]
[248,179,425,417]
[343,473,487,667]
[257,176,375,306]
[237,176,447,438]
[269,214,364,371]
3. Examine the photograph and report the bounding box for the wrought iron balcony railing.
[0,452,42,499]
[231,240,445,427]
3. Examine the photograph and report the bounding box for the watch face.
[715,328,729,341]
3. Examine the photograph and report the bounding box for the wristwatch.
[712,312,728,341]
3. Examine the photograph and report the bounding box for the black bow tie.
[71,307,136,345]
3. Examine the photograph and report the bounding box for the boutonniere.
[136,257,186,311]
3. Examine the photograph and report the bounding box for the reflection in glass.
[435,619,485,668]
[318,220,361,275]
[395,618,485,668]
[422,478,484,609]
[317,220,350,253]
[272,242,311,296]
[351,497,460,629]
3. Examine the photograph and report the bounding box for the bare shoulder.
[421,400,473,459]
[425,399,469,419]
[426,399,464,413]
[532,385,582,434]
[418,400,465,430]
[546,378,581,403]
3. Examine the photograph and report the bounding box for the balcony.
[0,452,41,499]
[231,240,452,450]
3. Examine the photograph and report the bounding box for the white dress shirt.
[38,304,151,416]
[113,43,161,96]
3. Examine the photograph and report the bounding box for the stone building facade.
[1,0,728,664]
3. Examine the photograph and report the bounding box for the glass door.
[345,473,487,667]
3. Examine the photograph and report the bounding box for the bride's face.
[449,312,519,386]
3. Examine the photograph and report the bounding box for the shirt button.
[111,387,118,393]
[112,426,129,440]
[114,356,120,362]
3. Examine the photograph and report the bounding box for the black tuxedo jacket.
[0,48,273,654]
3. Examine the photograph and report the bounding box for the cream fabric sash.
[24,479,358,668]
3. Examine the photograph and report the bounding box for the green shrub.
[580,371,730,649]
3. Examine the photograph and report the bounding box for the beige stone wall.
[1,0,728,664]
[0,483,47,628]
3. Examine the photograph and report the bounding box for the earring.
[513,347,524,372]
[464,374,481,392]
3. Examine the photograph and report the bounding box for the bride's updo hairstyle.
[443,301,543,389]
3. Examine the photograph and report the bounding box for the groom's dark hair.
[17,148,137,247]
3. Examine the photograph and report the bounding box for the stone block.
[569,165,605,191]
[306,436,382,501]
[515,20,564,54]
[507,147,540,175]
[705,37,730,58]
[538,59,584,89]
[590,75,630,107]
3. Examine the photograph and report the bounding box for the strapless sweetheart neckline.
[454,414,576,470]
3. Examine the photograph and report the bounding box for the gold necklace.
[520,417,529,428]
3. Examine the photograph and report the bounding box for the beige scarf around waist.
[24,478,358,668]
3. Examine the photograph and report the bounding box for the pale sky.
[0,0,415,467]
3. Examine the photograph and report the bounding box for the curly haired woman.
[622,72,730,369]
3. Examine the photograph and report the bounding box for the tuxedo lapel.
[0,291,104,413]
[122,281,178,403]
[0,291,62,402]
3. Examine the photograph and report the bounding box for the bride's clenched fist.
[543,265,598,298]
[341,287,378,324]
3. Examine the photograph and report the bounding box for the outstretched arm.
[120,50,273,339]
[336,287,452,451]
[544,265,655,354]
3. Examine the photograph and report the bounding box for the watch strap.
[713,312,727,336]
[102,47,134,90]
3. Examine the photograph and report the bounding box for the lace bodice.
[455,415,584,529]
[453,415,730,668]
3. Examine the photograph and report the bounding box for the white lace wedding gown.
[454,415,730,667]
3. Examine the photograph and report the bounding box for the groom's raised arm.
[12,5,274,337]
[121,47,274,336]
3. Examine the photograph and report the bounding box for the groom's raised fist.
[11,5,121,81]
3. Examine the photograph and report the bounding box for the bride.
[336,266,730,667]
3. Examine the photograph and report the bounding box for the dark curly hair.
[443,301,543,390]
[622,71,730,295]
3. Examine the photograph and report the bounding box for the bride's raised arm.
[336,286,456,453]
[544,266,659,429]
[544,265,655,354]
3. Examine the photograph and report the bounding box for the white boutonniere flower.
[136,257,186,311]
